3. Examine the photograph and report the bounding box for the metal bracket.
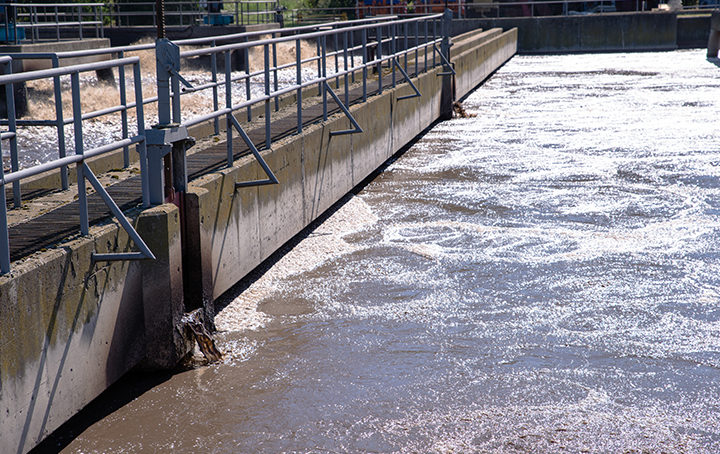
[324,82,363,137]
[231,115,279,188]
[393,58,422,101]
[433,45,456,76]
[169,68,195,91]
[82,164,156,263]
[145,124,190,205]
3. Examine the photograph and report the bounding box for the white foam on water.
[214,196,378,333]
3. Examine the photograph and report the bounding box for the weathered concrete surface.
[184,27,517,302]
[0,39,112,72]
[454,12,677,53]
[0,203,187,454]
[678,14,711,49]
[454,28,518,99]
[0,26,517,454]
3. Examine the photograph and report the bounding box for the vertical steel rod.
[226,51,234,167]
[244,37,252,121]
[55,6,60,41]
[350,29,355,84]
[171,63,181,124]
[334,29,340,89]
[211,41,220,135]
[51,55,69,190]
[424,20,428,73]
[71,72,88,236]
[415,21,419,76]
[377,25,382,95]
[316,38,322,96]
[272,33,279,111]
[343,31,349,107]
[117,52,129,168]
[296,38,302,134]
[433,19,437,68]
[404,22,408,73]
[0,138,10,274]
[321,35,327,121]
[264,44,271,150]
[361,28,367,102]
[1,63,18,207]
[391,22,396,88]
[133,62,150,208]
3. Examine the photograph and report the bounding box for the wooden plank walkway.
[8,72,420,263]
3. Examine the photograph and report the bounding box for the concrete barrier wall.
[454,28,518,99]
[0,205,188,454]
[184,27,517,303]
[454,12,677,53]
[0,26,517,453]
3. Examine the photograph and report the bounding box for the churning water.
[63,49,720,453]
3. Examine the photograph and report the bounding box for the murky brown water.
[62,50,720,453]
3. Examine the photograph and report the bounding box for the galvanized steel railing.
[0,55,154,273]
[0,12,454,274]
[108,0,279,27]
[1,15,400,186]
[1,2,105,44]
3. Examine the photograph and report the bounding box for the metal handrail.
[0,12,454,273]
[107,0,279,27]
[0,55,153,273]
[168,12,446,167]
[1,2,105,44]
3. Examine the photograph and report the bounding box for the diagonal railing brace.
[433,44,456,76]
[231,115,279,188]
[324,82,363,137]
[83,163,156,262]
[393,58,422,101]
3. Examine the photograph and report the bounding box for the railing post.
[264,44,271,149]
[244,36,252,121]
[334,28,340,89]
[272,33,279,111]
[55,6,60,41]
[361,27,367,102]
[51,55,69,190]
[391,22,396,88]
[296,37,302,134]
[350,29,355,84]
[0,60,14,273]
[0,138,10,274]
[403,22,408,73]
[377,24,383,95]
[71,72,89,235]
[78,6,84,40]
[414,21,419,76]
[316,38,322,96]
[343,31,349,107]
[132,62,150,208]
[321,35,327,121]
[424,20,428,73]
[117,51,130,168]
[211,41,219,136]
[225,51,233,166]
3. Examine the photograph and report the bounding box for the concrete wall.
[0,26,517,453]
[183,28,517,303]
[677,14,711,49]
[454,12,677,53]
[0,204,188,454]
